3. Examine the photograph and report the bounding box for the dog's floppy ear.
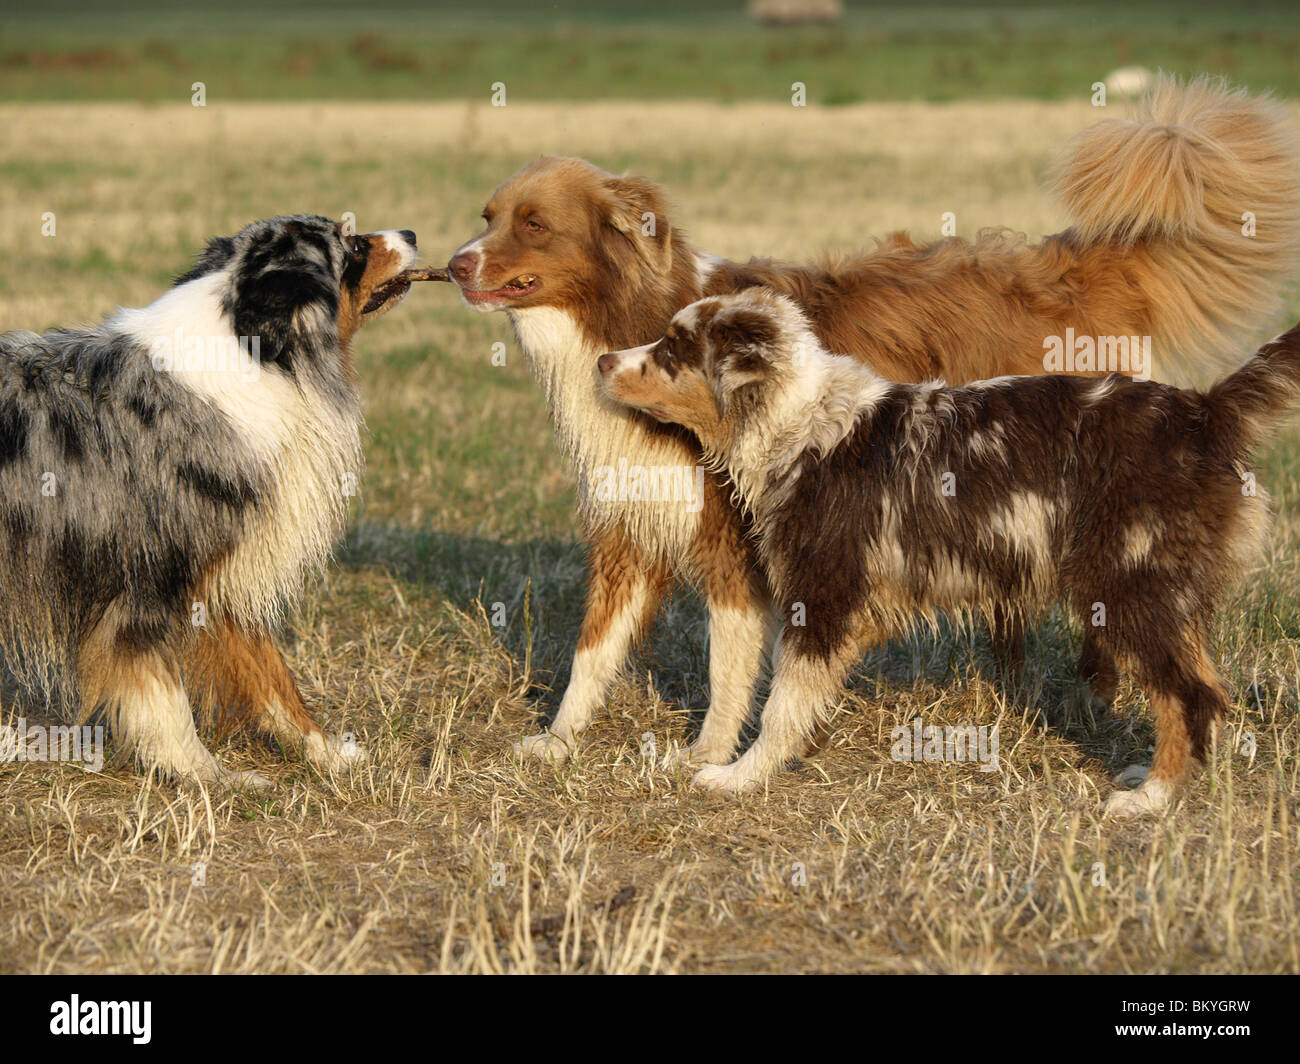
[602,175,674,274]
[231,265,336,367]
[707,309,780,411]
[173,236,236,286]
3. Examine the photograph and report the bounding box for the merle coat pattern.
[598,287,1300,816]
[0,214,418,786]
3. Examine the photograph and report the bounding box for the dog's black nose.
[597,353,618,375]
[398,229,417,247]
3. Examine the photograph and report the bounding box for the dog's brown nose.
[597,353,619,376]
[448,252,477,284]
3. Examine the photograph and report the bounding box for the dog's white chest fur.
[113,271,361,624]
[510,306,703,562]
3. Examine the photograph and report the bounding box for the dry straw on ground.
[1,101,1297,973]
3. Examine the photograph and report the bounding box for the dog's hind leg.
[184,621,363,774]
[79,623,270,790]
[516,523,671,765]
[990,603,1026,688]
[693,633,857,794]
[1103,630,1227,819]
[1078,628,1119,712]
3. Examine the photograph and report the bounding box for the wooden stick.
[399,266,452,283]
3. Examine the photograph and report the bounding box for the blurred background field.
[0,3,1298,974]
[2,0,1299,102]
[0,95,1112,541]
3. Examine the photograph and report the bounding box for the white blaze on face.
[371,230,418,273]
[450,233,488,307]
[604,341,654,383]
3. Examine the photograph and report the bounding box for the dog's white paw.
[514,731,574,765]
[306,731,367,773]
[215,768,275,793]
[691,761,760,794]
[1103,772,1173,819]
[661,741,734,772]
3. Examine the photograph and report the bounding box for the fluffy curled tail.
[1207,322,1300,453]
[1052,75,1300,381]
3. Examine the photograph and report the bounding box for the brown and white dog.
[598,287,1300,815]
[447,77,1300,770]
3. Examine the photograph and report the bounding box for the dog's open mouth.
[362,278,411,316]
[461,275,542,304]
[363,266,451,317]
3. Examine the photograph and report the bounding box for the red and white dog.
[446,77,1300,771]
[597,289,1300,813]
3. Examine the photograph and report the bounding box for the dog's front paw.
[306,731,367,773]
[214,767,275,793]
[691,761,761,794]
[514,730,574,765]
[661,740,734,772]
[1102,770,1173,819]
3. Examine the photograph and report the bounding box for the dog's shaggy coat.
[598,288,1300,815]
[448,76,1300,769]
[0,215,417,785]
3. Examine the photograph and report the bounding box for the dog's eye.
[525,219,545,234]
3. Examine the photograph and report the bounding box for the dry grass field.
[1,99,1298,974]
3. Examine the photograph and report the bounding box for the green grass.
[1,2,1299,101]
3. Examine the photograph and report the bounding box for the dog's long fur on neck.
[599,287,1300,817]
